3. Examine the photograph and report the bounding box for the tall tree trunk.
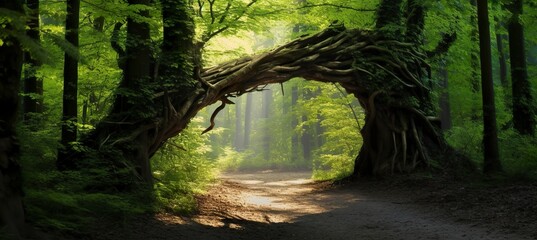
[470,0,481,94]
[496,28,509,89]
[492,0,510,110]
[506,0,535,136]
[291,84,299,161]
[492,0,509,90]
[0,0,26,237]
[72,0,153,183]
[262,89,272,161]
[301,88,312,162]
[244,93,253,149]
[57,0,80,170]
[23,0,43,125]
[234,98,243,151]
[477,0,502,173]
[313,87,323,150]
[439,58,452,131]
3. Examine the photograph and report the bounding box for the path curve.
[98,171,535,240]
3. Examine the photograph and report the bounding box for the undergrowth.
[152,117,217,214]
[446,124,537,181]
[18,117,217,236]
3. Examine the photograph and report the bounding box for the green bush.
[498,130,537,180]
[151,117,217,214]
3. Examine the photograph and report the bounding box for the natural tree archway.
[70,2,469,185]
[181,24,447,177]
[76,24,464,183]
[124,23,446,178]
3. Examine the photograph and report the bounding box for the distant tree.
[491,0,509,89]
[301,87,313,162]
[438,58,452,131]
[57,0,80,170]
[470,0,481,94]
[476,0,502,173]
[234,98,243,150]
[291,83,299,161]
[244,93,253,149]
[262,89,272,161]
[506,0,535,136]
[23,0,43,124]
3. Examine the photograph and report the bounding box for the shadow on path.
[95,171,535,240]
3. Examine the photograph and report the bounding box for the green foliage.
[216,147,250,171]
[11,1,537,237]
[446,122,483,164]
[498,130,537,180]
[302,82,364,180]
[18,125,151,235]
[152,117,217,214]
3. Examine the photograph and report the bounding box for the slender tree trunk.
[477,0,502,173]
[291,84,299,161]
[439,59,452,131]
[301,87,312,162]
[57,0,80,170]
[262,89,272,161]
[234,98,243,151]
[0,1,26,237]
[506,0,535,136]
[492,1,509,110]
[244,93,253,149]
[470,0,481,94]
[313,87,323,150]
[496,29,508,89]
[23,0,43,124]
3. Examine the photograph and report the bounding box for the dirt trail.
[98,171,536,240]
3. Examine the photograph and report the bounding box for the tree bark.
[234,98,243,151]
[291,84,299,161]
[57,0,80,170]
[470,0,481,94]
[23,0,43,124]
[262,89,272,161]
[244,93,253,149]
[477,0,502,173]
[301,87,312,162]
[73,0,155,184]
[0,0,26,237]
[506,0,535,136]
[496,30,508,89]
[439,58,452,131]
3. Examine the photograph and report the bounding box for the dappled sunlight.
[235,180,265,185]
[244,195,274,206]
[265,178,313,186]
[208,171,357,224]
[158,171,366,229]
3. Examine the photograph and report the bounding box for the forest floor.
[95,171,537,240]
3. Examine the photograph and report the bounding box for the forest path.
[99,171,536,240]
